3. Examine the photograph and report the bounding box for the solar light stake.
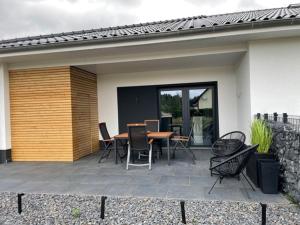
[100,196,107,219]
[17,193,25,214]
[180,201,186,224]
[260,203,267,225]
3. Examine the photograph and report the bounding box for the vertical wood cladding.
[9,66,98,161]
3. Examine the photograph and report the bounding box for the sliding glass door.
[159,85,217,146]
[189,88,214,145]
[160,89,183,135]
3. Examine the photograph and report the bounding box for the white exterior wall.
[249,37,300,115]
[98,66,238,136]
[0,63,11,150]
[235,52,252,142]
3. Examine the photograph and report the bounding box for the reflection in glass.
[160,90,182,135]
[189,88,214,145]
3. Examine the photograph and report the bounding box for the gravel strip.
[0,192,299,225]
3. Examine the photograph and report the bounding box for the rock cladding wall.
[267,121,300,203]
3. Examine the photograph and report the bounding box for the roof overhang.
[1,24,300,71]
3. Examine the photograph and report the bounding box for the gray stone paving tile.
[129,175,161,185]
[78,174,132,185]
[189,176,218,187]
[246,190,289,204]
[0,180,25,192]
[166,185,208,200]
[0,149,287,203]
[101,184,135,197]
[159,175,190,186]
[131,184,168,198]
[172,167,202,176]
[204,187,248,201]
[12,181,69,194]
[66,183,108,195]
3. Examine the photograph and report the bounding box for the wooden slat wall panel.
[70,67,99,160]
[9,67,74,161]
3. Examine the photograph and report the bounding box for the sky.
[0,0,299,40]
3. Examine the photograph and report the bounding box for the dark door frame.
[117,81,219,146]
[158,81,219,146]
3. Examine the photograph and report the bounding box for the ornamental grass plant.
[251,119,272,154]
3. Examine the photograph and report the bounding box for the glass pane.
[189,88,214,145]
[160,90,183,135]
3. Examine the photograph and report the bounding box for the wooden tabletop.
[114,131,173,140]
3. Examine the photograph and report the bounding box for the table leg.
[167,137,170,166]
[115,139,118,164]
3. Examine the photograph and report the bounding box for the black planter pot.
[258,159,280,194]
[246,152,275,187]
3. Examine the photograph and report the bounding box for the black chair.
[210,131,246,175]
[171,126,196,164]
[127,125,153,170]
[211,131,246,157]
[208,144,258,194]
[144,120,162,159]
[98,122,114,163]
[144,120,159,132]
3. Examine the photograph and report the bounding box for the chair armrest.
[209,144,258,170]
[173,135,188,139]
[148,139,154,144]
[102,138,113,143]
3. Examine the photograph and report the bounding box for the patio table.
[114,131,174,165]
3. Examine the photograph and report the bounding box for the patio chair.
[144,119,162,158]
[210,131,246,175]
[211,131,246,157]
[98,122,114,163]
[127,125,153,170]
[144,120,160,132]
[208,144,258,194]
[171,126,196,164]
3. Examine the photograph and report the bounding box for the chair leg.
[126,146,131,170]
[98,146,111,163]
[98,150,105,163]
[241,171,255,191]
[209,159,213,176]
[172,141,179,159]
[117,149,123,163]
[208,176,220,194]
[188,147,196,164]
[149,145,152,170]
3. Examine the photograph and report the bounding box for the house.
[0,4,300,162]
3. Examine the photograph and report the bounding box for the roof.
[1,5,300,52]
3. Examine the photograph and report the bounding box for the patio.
[0,149,287,203]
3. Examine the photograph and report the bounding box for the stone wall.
[266,120,300,203]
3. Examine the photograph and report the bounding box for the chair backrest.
[99,122,111,141]
[144,120,159,132]
[128,125,149,151]
[234,145,258,176]
[160,116,172,132]
[214,144,258,177]
[212,131,246,157]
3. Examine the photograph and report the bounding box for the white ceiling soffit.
[78,52,244,74]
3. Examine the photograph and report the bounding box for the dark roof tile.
[1,6,300,52]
